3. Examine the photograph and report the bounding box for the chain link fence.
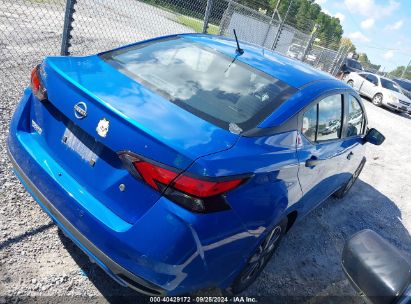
[0,0,66,93]
[1,0,349,98]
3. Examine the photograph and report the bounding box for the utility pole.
[202,0,214,34]
[400,58,411,78]
[302,23,320,62]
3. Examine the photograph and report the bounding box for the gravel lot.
[1,0,411,303]
[2,91,411,302]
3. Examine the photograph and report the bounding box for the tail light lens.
[31,65,47,101]
[118,152,248,213]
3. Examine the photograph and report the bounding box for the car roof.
[178,34,337,88]
[358,71,379,78]
[394,78,411,83]
[380,76,395,82]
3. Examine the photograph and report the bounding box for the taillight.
[118,152,248,213]
[31,65,47,101]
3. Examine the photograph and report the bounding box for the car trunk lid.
[30,55,239,224]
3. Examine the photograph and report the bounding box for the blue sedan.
[7,34,384,295]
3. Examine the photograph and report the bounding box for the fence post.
[315,46,325,68]
[302,24,319,62]
[219,0,232,35]
[262,1,282,48]
[330,45,343,75]
[61,0,77,55]
[202,0,214,34]
[335,46,351,75]
[332,45,349,76]
[271,0,293,50]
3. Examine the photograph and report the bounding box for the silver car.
[287,44,316,62]
[344,72,411,113]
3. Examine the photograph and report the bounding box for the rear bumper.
[8,147,165,296]
[7,90,257,295]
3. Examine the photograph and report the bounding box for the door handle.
[347,151,354,160]
[305,156,321,167]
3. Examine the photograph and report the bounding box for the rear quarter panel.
[187,131,302,233]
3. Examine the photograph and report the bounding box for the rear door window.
[302,94,343,142]
[381,78,401,93]
[366,74,378,86]
[346,95,365,137]
[317,95,343,141]
[302,106,317,142]
[101,37,297,132]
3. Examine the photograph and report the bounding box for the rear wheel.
[334,157,366,199]
[227,217,288,294]
[372,93,383,107]
[347,80,354,87]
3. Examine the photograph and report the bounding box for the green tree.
[358,52,381,71]
[262,0,344,49]
[389,66,411,80]
[296,0,312,31]
[340,37,356,53]
[307,2,321,20]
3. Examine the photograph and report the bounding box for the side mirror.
[365,128,385,145]
[342,230,411,304]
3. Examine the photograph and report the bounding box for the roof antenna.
[233,29,244,55]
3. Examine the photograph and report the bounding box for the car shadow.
[57,178,411,303]
[244,178,411,302]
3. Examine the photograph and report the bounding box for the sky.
[315,0,411,72]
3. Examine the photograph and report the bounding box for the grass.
[176,15,219,35]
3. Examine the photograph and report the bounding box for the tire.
[227,217,288,295]
[347,80,354,87]
[334,157,366,199]
[372,93,383,107]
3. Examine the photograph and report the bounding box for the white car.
[344,72,411,113]
[287,44,316,62]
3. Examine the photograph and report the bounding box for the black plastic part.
[162,185,231,213]
[342,229,411,304]
[365,128,385,146]
[233,29,244,55]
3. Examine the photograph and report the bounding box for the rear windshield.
[381,78,402,93]
[101,37,296,132]
[347,59,363,70]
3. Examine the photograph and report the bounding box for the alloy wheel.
[372,94,383,106]
[239,226,282,285]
